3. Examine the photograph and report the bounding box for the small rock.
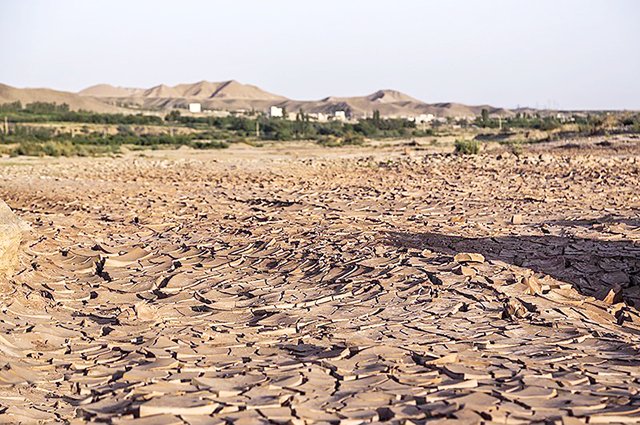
[453,265,476,277]
[502,298,535,319]
[524,275,542,295]
[511,214,524,225]
[135,301,159,322]
[602,287,623,306]
[139,396,218,417]
[118,301,158,324]
[0,200,29,279]
[454,253,485,264]
[601,271,630,287]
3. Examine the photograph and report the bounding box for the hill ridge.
[1,81,512,118]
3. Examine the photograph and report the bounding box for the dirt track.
[0,143,639,424]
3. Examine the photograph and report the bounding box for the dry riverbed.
[0,139,639,424]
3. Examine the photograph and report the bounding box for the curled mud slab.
[0,146,639,424]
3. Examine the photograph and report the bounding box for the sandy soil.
[0,140,639,424]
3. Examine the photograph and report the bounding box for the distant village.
[188,102,584,124]
[186,102,438,124]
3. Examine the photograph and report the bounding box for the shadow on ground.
[386,230,640,305]
[544,215,640,228]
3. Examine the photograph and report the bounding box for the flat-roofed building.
[270,106,283,118]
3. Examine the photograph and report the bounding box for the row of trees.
[164,109,431,141]
[475,109,640,134]
[1,101,163,125]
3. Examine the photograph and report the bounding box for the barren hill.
[1,80,511,118]
[0,83,123,113]
[78,81,510,118]
[79,84,143,98]
[367,89,422,103]
[277,90,513,119]
[82,80,286,105]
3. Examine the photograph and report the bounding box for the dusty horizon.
[1,0,639,110]
[3,79,639,113]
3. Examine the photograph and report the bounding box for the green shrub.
[10,140,120,157]
[316,133,364,147]
[316,136,342,147]
[188,140,229,149]
[506,140,523,157]
[342,132,364,146]
[454,139,480,155]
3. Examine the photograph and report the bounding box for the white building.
[189,103,202,113]
[208,110,231,118]
[269,106,283,118]
[334,111,347,121]
[415,113,435,124]
[308,112,329,122]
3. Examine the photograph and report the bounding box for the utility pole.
[3,116,7,135]
[255,119,260,138]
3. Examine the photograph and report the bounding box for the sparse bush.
[506,140,524,157]
[454,139,480,155]
[188,140,229,149]
[342,132,364,146]
[165,110,181,122]
[317,133,364,147]
[10,140,121,157]
[316,136,342,147]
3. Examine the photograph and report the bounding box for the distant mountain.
[0,80,512,118]
[367,89,422,103]
[78,84,143,98]
[82,80,286,102]
[0,83,123,113]
[78,81,510,118]
[276,90,513,119]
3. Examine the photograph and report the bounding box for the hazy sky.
[1,0,639,109]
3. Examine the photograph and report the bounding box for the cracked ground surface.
[0,143,639,424]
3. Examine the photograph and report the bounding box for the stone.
[0,200,28,279]
[139,396,219,417]
[453,253,485,264]
[602,287,623,306]
[524,275,542,295]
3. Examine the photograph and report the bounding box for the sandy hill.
[367,89,422,104]
[0,83,123,113]
[82,80,286,104]
[142,84,183,99]
[278,90,513,119]
[2,80,512,118]
[77,80,512,118]
[79,84,143,98]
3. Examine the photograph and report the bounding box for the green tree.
[481,109,489,123]
[165,110,181,122]
[373,109,381,124]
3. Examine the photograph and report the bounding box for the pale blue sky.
[1,0,639,110]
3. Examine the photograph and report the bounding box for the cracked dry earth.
[0,146,640,425]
